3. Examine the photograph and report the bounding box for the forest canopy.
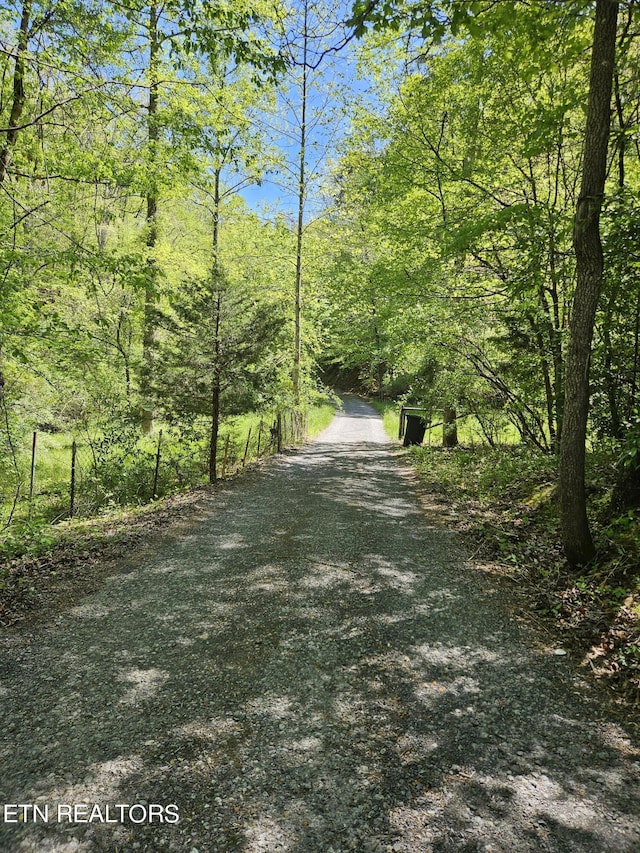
[0,0,639,573]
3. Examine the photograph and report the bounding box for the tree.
[149,203,288,481]
[0,0,31,187]
[326,4,590,449]
[559,0,619,566]
[348,0,633,565]
[115,0,284,430]
[0,0,128,418]
[266,0,356,406]
[0,0,288,523]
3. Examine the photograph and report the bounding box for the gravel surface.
[1,395,639,853]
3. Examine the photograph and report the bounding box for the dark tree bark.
[141,1,160,433]
[442,406,458,448]
[560,0,618,566]
[0,0,31,186]
[292,3,309,407]
[209,168,222,483]
[0,1,31,426]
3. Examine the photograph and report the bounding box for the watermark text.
[2,803,179,824]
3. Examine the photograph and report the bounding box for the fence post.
[221,433,231,477]
[256,418,264,459]
[152,429,163,499]
[70,440,77,518]
[256,420,263,458]
[28,431,37,520]
[242,427,252,467]
[276,413,282,453]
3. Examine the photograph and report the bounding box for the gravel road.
[1,396,639,853]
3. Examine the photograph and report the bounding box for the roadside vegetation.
[2,403,337,554]
[374,400,640,704]
[0,400,338,626]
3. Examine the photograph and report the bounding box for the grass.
[306,401,338,437]
[369,400,521,447]
[0,400,339,562]
[369,400,399,440]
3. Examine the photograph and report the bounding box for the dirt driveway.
[1,396,639,852]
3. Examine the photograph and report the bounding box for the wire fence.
[1,409,306,535]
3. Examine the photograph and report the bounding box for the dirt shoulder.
[0,484,223,629]
[402,443,640,709]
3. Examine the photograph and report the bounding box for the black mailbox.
[399,406,429,446]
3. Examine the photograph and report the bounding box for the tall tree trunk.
[550,292,565,448]
[141,1,160,433]
[614,71,625,189]
[0,1,31,430]
[546,236,565,448]
[560,0,618,567]
[442,406,458,448]
[293,4,308,407]
[209,168,222,483]
[0,0,31,186]
[209,287,222,484]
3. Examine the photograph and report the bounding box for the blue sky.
[236,4,383,221]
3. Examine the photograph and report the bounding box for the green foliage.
[618,415,640,473]
[0,520,57,561]
[306,402,338,437]
[410,444,557,508]
[150,219,289,427]
[592,188,640,439]
[322,6,592,448]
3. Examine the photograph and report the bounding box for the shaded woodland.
[1,1,639,680]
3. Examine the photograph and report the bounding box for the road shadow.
[1,402,639,852]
